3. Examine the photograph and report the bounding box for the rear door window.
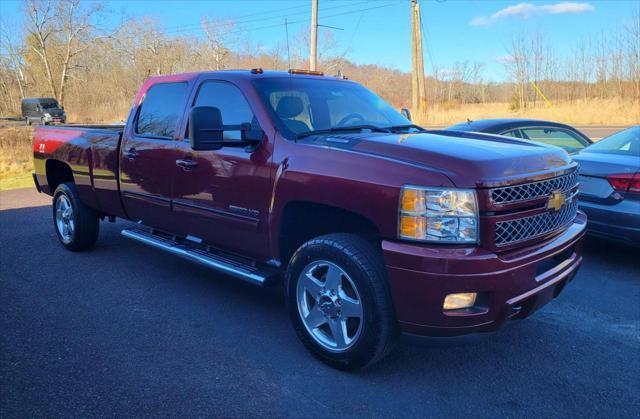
[136,82,188,139]
[520,128,587,153]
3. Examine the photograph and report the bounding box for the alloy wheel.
[296,260,364,352]
[55,194,75,244]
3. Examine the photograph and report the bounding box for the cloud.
[470,2,594,26]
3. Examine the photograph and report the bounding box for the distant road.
[575,126,629,140]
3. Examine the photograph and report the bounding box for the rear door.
[171,78,275,260]
[119,82,188,231]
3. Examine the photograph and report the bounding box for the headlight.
[44,113,51,117]
[399,186,479,243]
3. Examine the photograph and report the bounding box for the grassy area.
[0,172,33,190]
[1,127,33,191]
[414,99,640,126]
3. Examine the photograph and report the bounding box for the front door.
[171,79,274,260]
[120,81,189,231]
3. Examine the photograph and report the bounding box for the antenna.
[284,18,292,71]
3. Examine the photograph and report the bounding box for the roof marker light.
[288,69,324,76]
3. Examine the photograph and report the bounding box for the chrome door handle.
[176,159,198,171]
[124,148,139,160]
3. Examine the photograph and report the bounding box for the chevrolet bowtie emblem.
[547,190,566,211]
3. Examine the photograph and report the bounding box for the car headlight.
[44,113,51,117]
[399,186,479,243]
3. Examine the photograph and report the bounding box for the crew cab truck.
[32,70,586,370]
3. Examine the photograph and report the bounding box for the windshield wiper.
[295,125,391,140]
[387,124,428,133]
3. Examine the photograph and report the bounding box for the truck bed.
[33,124,127,218]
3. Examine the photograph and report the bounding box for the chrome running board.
[121,227,275,287]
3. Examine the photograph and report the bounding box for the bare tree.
[24,0,116,105]
[25,0,59,98]
[201,17,235,70]
[57,0,117,104]
[623,7,640,102]
[0,21,27,102]
[504,35,530,110]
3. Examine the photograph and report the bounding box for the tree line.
[0,0,638,122]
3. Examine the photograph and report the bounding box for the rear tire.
[53,183,99,251]
[286,233,398,370]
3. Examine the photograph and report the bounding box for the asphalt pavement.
[1,188,639,418]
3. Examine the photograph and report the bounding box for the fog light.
[443,293,477,310]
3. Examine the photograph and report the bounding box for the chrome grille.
[491,171,578,204]
[495,198,578,246]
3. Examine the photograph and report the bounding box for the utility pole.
[410,0,427,116]
[310,0,318,71]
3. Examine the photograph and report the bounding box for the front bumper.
[383,212,587,337]
[43,114,66,124]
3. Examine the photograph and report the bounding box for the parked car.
[447,118,592,154]
[21,97,67,125]
[31,70,586,370]
[573,126,639,246]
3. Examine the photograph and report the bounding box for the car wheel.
[40,117,46,126]
[53,183,99,251]
[286,233,398,370]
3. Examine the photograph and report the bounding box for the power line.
[159,1,373,37]
[419,5,437,75]
[114,2,398,42]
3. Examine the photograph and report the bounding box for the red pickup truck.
[32,69,586,370]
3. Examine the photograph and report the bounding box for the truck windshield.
[253,77,410,138]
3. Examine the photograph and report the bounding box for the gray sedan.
[573,126,640,246]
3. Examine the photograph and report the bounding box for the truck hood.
[303,130,574,188]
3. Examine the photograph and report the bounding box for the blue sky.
[1,0,636,81]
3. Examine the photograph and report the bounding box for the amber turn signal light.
[399,215,426,239]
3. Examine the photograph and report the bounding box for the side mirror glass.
[400,108,412,121]
[189,106,224,151]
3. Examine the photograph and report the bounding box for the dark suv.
[21,98,67,125]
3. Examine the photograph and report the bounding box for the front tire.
[53,183,99,251]
[286,233,398,370]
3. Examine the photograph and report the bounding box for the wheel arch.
[46,159,75,193]
[277,200,382,267]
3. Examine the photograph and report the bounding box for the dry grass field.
[0,127,34,191]
[414,99,640,126]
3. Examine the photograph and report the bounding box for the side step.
[121,227,277,287]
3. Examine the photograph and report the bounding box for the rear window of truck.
[136,82,188,138]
